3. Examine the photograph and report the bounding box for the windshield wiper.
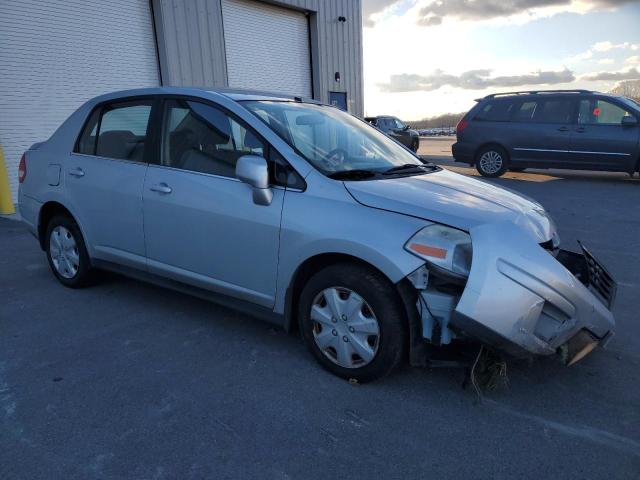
[327,169,380,180]
[383,163,438,175]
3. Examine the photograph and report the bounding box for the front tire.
[475,145,508,177]
[298,263,407,383]
[411,138,420,153]
[45,215,93,288]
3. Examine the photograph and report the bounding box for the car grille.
[582,245,616,309]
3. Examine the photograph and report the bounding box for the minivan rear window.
[474,99,516,122]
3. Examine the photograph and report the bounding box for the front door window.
[578,99,634,125]
[160,99,265,178]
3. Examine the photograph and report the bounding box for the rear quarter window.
[75,109,100,155]
[474,99,516,122]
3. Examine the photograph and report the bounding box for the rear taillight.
[18,153,26,183]
[456,118,469,135]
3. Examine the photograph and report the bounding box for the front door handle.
[557,126,569,132]
[68,167,84,178]
[575,127,585,133]
[149,183,172,194]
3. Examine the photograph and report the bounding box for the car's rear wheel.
[298,263,407,383]
[476,145,508,177]
[45,215,93,288]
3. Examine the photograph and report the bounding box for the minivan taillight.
[456,118,469,136]
[18,153,26,183]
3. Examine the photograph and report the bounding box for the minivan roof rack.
[483,89,594,99]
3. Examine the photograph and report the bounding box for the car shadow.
[94,268,630,403]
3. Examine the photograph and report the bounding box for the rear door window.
[533,99,575,123]
[475,99,516,122]
[512,100,538,122]
[75,100,153,162]
[578,99,635,125]
[379,118,392,130]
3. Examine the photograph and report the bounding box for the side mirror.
[404,125,411,130]
[622,116,638,126]
[236,155,273,206]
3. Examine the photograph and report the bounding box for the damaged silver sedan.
[19,87,616,383]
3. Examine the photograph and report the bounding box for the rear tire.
[45,215,93,288]
[298,263,407,383]
[475,145,508,177]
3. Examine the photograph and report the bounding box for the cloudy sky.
[362,0,640,119]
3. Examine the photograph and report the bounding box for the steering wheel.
[322,148,348,171]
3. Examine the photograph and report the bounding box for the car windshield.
[241,101,425,177]
[620,96,640,110]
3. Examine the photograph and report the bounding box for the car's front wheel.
[411,138,420,153]
[475,145,508,177]
[45,215,93,288]
[298,263,407,383]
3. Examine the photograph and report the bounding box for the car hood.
[344,169,555,243]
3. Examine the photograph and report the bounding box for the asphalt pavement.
[1,161,639,479]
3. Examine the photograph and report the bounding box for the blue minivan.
[452,90,640,177]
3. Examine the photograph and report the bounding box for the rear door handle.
[575,127,585,133]
[68,167,84,177]
[557,126,569,132]
[149,183,172,194]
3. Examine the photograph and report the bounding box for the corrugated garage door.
[222,0,312,98]
[0,0,160,204]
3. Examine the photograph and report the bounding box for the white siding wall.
[0,0,160,203]
[221,0,312,98]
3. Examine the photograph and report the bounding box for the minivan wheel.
[476,146,508,177]
[298,263,407,383]
[45,215,92,288]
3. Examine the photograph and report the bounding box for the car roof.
[86,86,324,105]
[478,90,629,103]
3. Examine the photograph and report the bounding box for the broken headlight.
[405,224,472,279]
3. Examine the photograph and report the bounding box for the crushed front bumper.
[449,222,616,359]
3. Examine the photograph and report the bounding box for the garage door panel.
[0,0,160,203]
[222,0,312,98]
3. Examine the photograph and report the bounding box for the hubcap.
[479,150,503,174]
[310,287,380,369]
[49,226,80,279]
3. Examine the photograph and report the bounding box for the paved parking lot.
[1,163,639,479]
